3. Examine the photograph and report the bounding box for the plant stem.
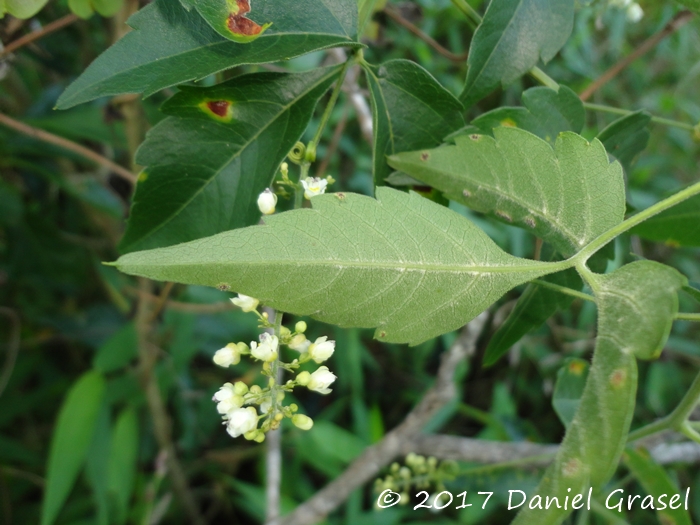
[450,0,481,24]
[584,102,696,132]
[1,13,79,57]
[308,60,351,160]
[676,313,700,322]
[532,280,595,303]
[266,309,284,525]
[574,179,700,263]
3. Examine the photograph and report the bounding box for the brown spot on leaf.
[227,0,263,36]
[216,283,231,292]
[420,152,430,161]
[495,210,512,222]
[470,134,480,141]
[379,331,387,338]
[562,458,582,478]
[462,189,471,198]
[523,216,536,228]
[568,360,586,376]
[610,369,627,389]
[335,192,346,201]
[207,100,231,118]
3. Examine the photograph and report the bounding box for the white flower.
[226,407,258,438]
[260,397,272,414]
[301,177,328,199]
[250,333,279,362]
[308,336,335,363]
[230,294,259,312]
[257,188,277,215]
[307,366,337,394]
[289,334,311,353]
[213,343,241,368]
[292,414,314,430]
[626,3,643,23]
[213,382,244,414]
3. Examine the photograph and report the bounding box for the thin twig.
[383,5,469,62]
[0,113,137,184]
[0,307,20,399]
[147,282,175,324]
[315,102,349,179]
[125,286,236,314]
[270,312,489,525]
[1,14,80,57]
[579,10,694,101]
[135,279,206,525]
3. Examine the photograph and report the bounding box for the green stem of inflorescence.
[584,102,696,132]
[267,310,285,417]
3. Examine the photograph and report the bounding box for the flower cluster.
[258,162,336,212]
[212,294,338,440]
[374,454,459,508]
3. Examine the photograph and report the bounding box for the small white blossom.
[226,407,258,438]
[231,294,259,312]
[308,336,335,363]
[250,333,279,362]
[292,414,314,430]
[260,397,272,414]
[301,177,328,199]
[307,366,337,394]
[626,3,643,23]
[257,188,277,215]
[213,383,244,415]
[213,343,241,368]
[289,334,311,353]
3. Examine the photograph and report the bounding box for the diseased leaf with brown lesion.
[195,0,273,43]
[226,0,268,39]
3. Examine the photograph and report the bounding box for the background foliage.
[1,0,700,524]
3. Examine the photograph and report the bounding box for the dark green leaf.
[85,404,111,525]
[93,323,138,373]
[484,267,582,366]
[631,195,700,247]
[120,67,341,253]
[41,371,106,525]
[597,110,651,172]
[107,408,139,525]
[469,86,584,143]
[674,0,700,13]
[364,59,465,186]
[112,188,561,346]
[56,0,359,109]
[388,128,626,257]
[552,358,589,430]
[460,0,575,107]
[683,283,700,303]
[624,448,693,525]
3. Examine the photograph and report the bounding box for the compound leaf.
[364,59,465,186]
[120,67,341,253]
[57,0,359,109]
[461,0,575,107]
[388,128,626,257]
[113,188,561,346]
[631,194,700,247]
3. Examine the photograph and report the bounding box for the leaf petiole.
[675,313,700,323]
[531,279,595,303]
[584,102,696,132]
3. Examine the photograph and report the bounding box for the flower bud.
[626,2,643,23]
[230,294,259,312]
[233,381,249,396]
[307,366,337,395]
[289,334,310,353]
[296,371,311,386]
[250,385,262,395]
[253,431,266,443]
[279,326,291,339]
[212,343,241,368]
[257,188,277,215]
[295,321,307,333]
[292,414,314,430]
[308,336,335,363]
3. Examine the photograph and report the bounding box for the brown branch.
[147,282,175,323]
[270,312,489,525]
[384,5,469,63]
[579,10,694,101]
[125,286,236,314]
[135,279,206,525]
[0,307,20,399]
[0,112,137,184]
[1,14,80,57]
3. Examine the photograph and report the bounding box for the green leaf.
[119,67,341,253]
[107,408,139,525]
[93,323,138,373]
[3,0,49,18]
[624,448,693,525]
[460,0,575,107]
[112,188,561,345]
[468,86,584,143]
[92,0,125,17]
[631,194,700,247]
[56,0,359,110]
[552,358,589,430]
[363,60,465,186]
[597,110,651,172]
[674,0,700,13]
[68,0,94,18]
[85,405,111,525]
[484,267,582,366]
[41,371,106,525]
[388,128,626,257]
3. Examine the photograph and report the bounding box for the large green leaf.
[512,261,685,525]
[631,194,700,247]
[363,60,465,186]
[460,0,575,107]
[41,371,106,525]
[624,448,693,525]
[56,0,359,109]
[468,86,584,144]
[112,188,560,345]
[119,67,341,253]
[388,128,626,257]
[194,0,356,44]
[597,110,651,172]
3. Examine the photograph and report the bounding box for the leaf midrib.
[126,68,340,248]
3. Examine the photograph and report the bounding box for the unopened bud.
[257,188,277,215]
[292,414,314,430]
[296,371,311,386]
[295,321,307,333]
[233,382,249,396]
